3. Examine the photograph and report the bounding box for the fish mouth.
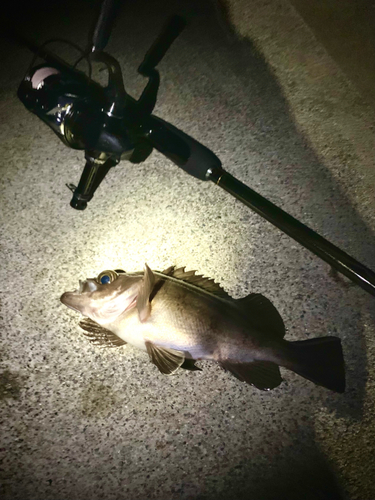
[60,291,81,311]
[60,278,98,311]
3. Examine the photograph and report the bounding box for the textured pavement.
[1,0,375,499]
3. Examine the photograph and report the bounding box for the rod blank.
[208,168,375,298]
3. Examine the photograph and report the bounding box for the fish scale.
[61,264,345,392]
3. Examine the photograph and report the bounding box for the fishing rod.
[16,0,375,298]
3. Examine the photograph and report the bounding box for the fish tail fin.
[288,337,345,392]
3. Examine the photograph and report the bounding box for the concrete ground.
[1,0,374,498]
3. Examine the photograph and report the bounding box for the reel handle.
[138,15,187,75]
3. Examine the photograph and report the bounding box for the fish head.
[60,269,143,325]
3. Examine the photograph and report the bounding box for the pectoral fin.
[137,263,155,322]
[145,341,185,375]
[220,360,282,390]
[79,318,127,347]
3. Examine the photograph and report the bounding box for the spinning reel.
[16,0,375,297]
[18,4,219,210]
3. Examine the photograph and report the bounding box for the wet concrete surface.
[1,0,374,499]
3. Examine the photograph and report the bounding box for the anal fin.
[220,360,283,390]
[145,342,185,375]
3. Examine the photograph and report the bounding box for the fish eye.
[97,270,118,285]
[100,275,111,284]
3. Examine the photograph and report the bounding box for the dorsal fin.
[236,293,285,338]
[162,266,230,298]
[161,266,175,276]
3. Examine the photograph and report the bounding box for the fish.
[60,264,345,392]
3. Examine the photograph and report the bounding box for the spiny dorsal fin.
[161,266,175,276]
[79,318,127,347]
[237,294,285,338]
[163,266,229,298]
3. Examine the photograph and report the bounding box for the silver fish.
[60,264,345,392]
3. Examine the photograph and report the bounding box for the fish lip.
[60,291,80,311]
[60,278,99,309]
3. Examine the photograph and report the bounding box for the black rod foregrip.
[145,116,222,180]
[208,168,375,297]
